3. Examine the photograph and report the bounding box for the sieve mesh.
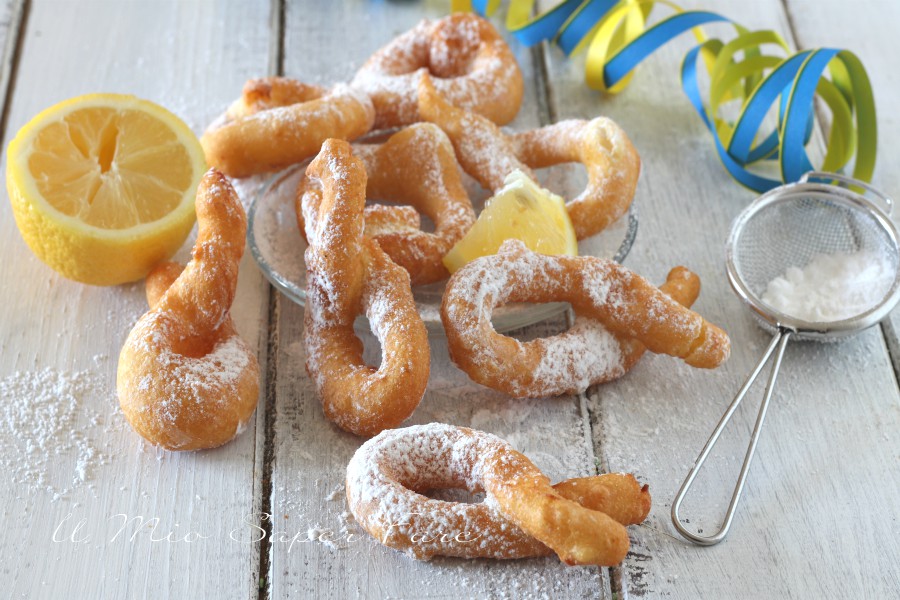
[730,190,900,326]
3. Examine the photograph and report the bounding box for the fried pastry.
[418,74,641,240]
[301,139,430,436]
[202,82,374,178]
[117,170,259,450]
[347,423,651,565]
[352,14,523,129]
[441,240,730,398]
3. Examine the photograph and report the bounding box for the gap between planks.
[533,37,613,598]
[254,1,286,599]
[610,1,900,595]
[0,0,28,145]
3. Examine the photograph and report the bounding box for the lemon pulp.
[7,94,206,285]
[443,169,578,273]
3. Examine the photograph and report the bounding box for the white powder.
[351,16,519,128]
[761,251,894,322]
[0,367,113,499]
[442,240,708,397]
[345,423,552,560]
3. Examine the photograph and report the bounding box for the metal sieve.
[672,172,900,545]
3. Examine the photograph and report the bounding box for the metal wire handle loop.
[671,329,792,545]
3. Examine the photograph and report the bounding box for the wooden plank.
[269,1,608,597]
[536,0,900,596]
[0,2,272,598]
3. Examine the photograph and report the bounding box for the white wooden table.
[1,1,898,598]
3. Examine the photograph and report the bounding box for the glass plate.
[247,161,637,333]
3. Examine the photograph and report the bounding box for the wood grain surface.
[0,1,897,599]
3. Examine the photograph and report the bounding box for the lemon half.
[6,93,206,285]
[443,169,578,273]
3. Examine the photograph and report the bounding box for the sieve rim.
[725,180,900,338]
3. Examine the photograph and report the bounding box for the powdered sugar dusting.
[0,367,114,500]
[761,251,894,322]
[443,240,713,396]
[454,112,529,191]
[124,312,255,449]
[351,15,520,128]
[301,143,428,434]
[529,317,624,397]
[352,123,476,284]
[443,240,624,396]
[144,334,251,408]
[275,302,604,596]
[519,117,639,239]
[346,423,548,559]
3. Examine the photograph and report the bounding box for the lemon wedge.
[6,93,206,285]
[443,169,578,273]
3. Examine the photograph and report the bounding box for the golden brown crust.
[440,241,730,398]
[202,84,375,178]
[418,73,532,191]
[358,203,421,236]
[346,424,650,564]
[616,266,702,374]
[551,474,651,527]
[295,124,476,285]
[418,74,641,240]
[302,139,430,436]
[482,448,631,565]
[351,14,524,129]
[226,77,328,118]
[353,123,476,284]
[117,170,260,450]
[144,261,185,308]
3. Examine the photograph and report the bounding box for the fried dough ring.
[302,139,430,436]
[441,240,730,398]
[347,423,651,565]
[201,82,375,178]
[351,14,524,129]
[117,170,260,450]
[418,75,641,239]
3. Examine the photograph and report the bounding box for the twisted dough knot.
[201,79,375,178]
[418,73,641,240]
[352,13,524,129]
[347,423,651,565]
[441,240,731,398]
[296,123,476,285]
[302,139,430,436]
[117,169,260,450]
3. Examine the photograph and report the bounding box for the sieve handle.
[671,329,792,546]
[800,171,893,217]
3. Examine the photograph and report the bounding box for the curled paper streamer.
[452,0,876,192]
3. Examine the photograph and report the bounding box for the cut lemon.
[6,93,206,285]
[443,169,578,273]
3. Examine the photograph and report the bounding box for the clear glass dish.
[247,160,637,334]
